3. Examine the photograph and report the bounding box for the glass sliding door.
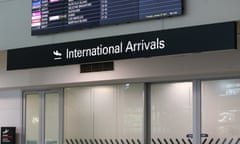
[45,92,61,144]
[202,79,240,144]
[151,82,193,144]
[24,90,63,144]
[25,93,41,144]
[64,83,144,144]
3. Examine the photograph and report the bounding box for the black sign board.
[1,127,16,144]
[7,22,236,70]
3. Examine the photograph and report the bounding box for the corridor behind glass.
[64,84,144,143]
[202,79,240,144]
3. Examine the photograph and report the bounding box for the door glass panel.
[45,92,60,144]
[151,82,193,143]
[202,79,240,143]
[64,87,92,139]
[117,83,144,139]
[26,93,40,144]
[93,85,117,138]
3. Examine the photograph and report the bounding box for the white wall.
[0,0,240,50]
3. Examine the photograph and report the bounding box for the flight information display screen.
[31,0,183,35]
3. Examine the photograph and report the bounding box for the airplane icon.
[2,129,9,134]
[53,50,62,60]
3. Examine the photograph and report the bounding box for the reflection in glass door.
[202,79,240,144]
[151,82,193,144]
[24,90,63,144]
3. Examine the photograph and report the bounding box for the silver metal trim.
[193,80,201,144]
[144,83,151,144]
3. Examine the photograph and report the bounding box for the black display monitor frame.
[31,0,184,35]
